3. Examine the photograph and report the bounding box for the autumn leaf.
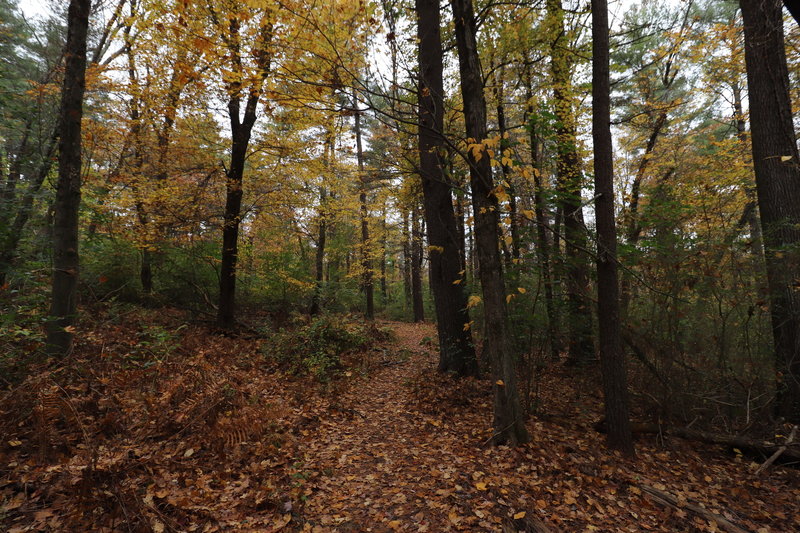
[468,143,484,161]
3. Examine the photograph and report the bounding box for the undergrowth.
[263,313,394,380]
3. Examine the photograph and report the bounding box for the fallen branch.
[595,421,800,464]
[638,484,751,533]
[755,425,797,475]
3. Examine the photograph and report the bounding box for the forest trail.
[296,320,497,531]
[291,320,799,532]
[2,314,798,532]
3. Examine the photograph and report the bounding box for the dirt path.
[296,321,504,531]
[289,321,799,533]
[3,314,797,532]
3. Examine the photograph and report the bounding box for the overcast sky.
[18,0,51,19]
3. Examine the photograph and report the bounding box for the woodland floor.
[1,307,799,532]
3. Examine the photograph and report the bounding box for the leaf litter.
[1,308,797,532]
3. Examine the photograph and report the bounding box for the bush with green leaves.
[0,266,50,383]
[81,236,141,302]
[264,314,374,380]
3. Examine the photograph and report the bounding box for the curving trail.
[2,316,794,532]
[287,320,795,533]
[295,321,507,532]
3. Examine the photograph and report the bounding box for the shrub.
[264,314,373,380]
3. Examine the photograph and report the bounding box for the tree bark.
[353,91,374,320]
[732,80,765,259]
[411,204,425,322]
[597,421,800,464]
[592,0,634,456]
[450,0,528,445]
[619,110,667,315]
[546,0,594,365]
[740,0,800,422]
[0,126,58,287]
[454,187,467,273]
[402,210,412,308]
[380,205,388,300]
[46,0,91,356]
[494,66,520,263]
[217,15,272,329]
[416,0,477,376]
[309,186,327,316]
[525,66,561,360]
[784,0,800,26]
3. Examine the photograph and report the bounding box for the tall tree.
[415,0,477,376]
[211,3,274,329]
[46,0,91,356]
[739,0,800,422]
[545,0,594,364]
[309,129,333,316]
[525,62,561,360]
[353,90,374,319]
[0,1,61,286]
[450,0,528,444]
[411,202,425,322]
[592,0,634,455]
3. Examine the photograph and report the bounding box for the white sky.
[17,0,51,19]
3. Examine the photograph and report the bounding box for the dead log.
[594,421,800,464]
[755,425,797,475]
[501,513,554,533]
[638,484,751,533]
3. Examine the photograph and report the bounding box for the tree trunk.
[620,110,667,316]
[380,206,388,300]
[740,0,800,422]
[122,0,154,296]
[494,64,520,264]
[416,0,477,376]
[217,15,272,329]
[46,0,91,356]
[546,0,594,365]
[0,126,58,286]
[411,204,425,322]
[218,115,253,328]
[309,186,327,316]
[732,80,765,259]
[784,0,800,26]
[454,187,467,273]
[526,72,561,360]
[353,92,374,320]
[450,0,529,445]
[403,210,412,308]
[592,0,634,456]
